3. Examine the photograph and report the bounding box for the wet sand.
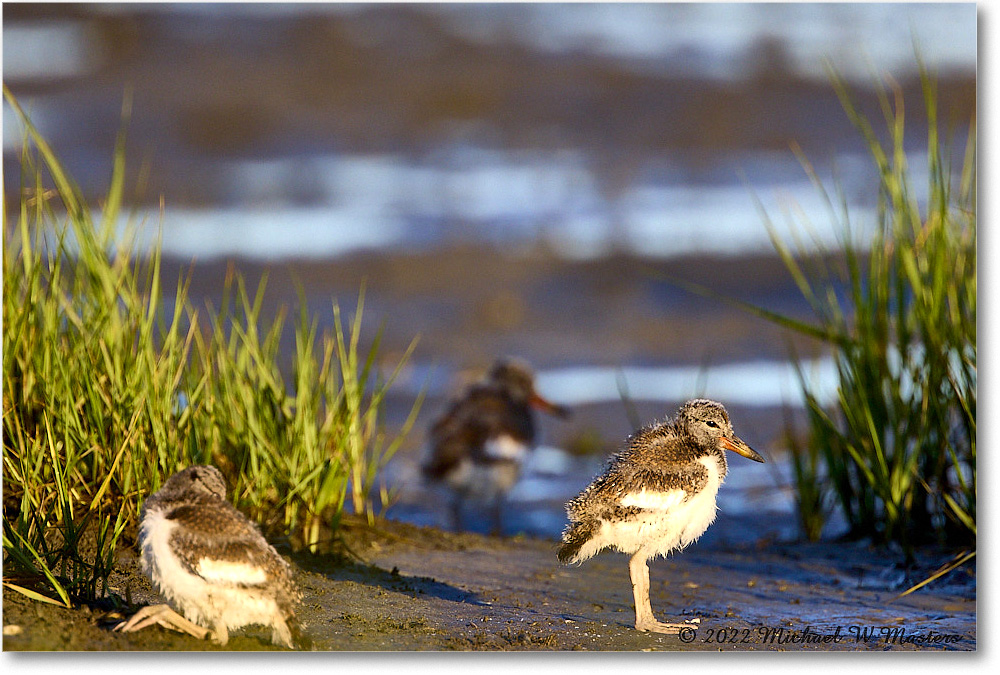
[2,515,975,652]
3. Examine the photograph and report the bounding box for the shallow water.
[69,147,900,262]
[535,359,839,408]
[391,357,839,407]
[4,2,973,268]
[3,4,976,84]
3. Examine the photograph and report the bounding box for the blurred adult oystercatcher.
[422,357,571,535]
[558,399,764,634]
[115,465,302,648]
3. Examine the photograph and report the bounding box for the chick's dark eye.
[706,420,719,428]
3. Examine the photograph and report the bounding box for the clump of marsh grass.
[3,88,189,605]
[191,275,422,553]
[2,85,422,604]
[754,66,974,552]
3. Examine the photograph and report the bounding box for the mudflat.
[2,515,975,651]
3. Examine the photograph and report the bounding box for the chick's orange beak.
[719,435,765,463]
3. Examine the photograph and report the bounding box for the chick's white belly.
[575,455,725,561]
[595,492,719,558]
[140,509,283,631]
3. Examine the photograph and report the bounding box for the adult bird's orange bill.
[529,391,572,418]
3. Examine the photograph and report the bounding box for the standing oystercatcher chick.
[115,465,301,648]
[558,399,764,634]
[422,357,571,534]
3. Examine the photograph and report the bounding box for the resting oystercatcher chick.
[115,465,301,648]
[558,399,764,634]
[422,357,571,534]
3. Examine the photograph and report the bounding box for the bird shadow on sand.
[289,550,489,606]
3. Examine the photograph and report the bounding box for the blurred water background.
[2,2,977,541]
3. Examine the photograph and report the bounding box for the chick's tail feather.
[557,520,598,564]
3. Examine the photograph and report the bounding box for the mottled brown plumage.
[558,399,764,634]
[422,358,570,533]
[115,465,302,648]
